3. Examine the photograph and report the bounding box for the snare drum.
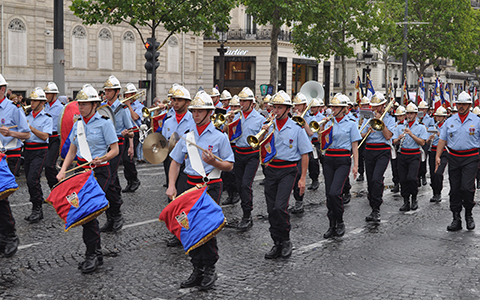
[0,153,19,200]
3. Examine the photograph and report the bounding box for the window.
[8,19,27,66]
[122,31,136,71]
[98,28,113,69]
[167,36,179,73]
[245,14,256,35]
[190,51,196,72]
[72,25,87,69]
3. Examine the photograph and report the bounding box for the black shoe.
[447,212,462,231]
[129,180,141,192]
[336,222,345,236]
[237,217,253,232]
[231,192,240,204]
[122,182,132,193]
[430,194,442,203]
[200,266,217,290]
[112,215,124,232]
[291,201,304,214]
[390,184,399,193]
[343,193,351,205]
[466,210,475,230]
[281,240,292,258]
[80,254,99,274]
[365,209,380,224]
[25,204,43,224]
[308,180,319,190]
[399,198,410,212]
[3,233,19,258]
[323,227,336,239]
[265,242,282,259]
[411,197,418,211]
[356,174,364,182]
[180,267,204,288]
[221,191,236,206]
[167,236,182,247]
[421,177,427,186]
[259,179,265,186]
[100,219,114,233]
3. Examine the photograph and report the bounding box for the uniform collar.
[0,97,10,108]
[196,121,215,136]
[278,117,293,132]
[81,112,101,123]
[454,112,473,123]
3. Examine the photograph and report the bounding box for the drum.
[159,185,226,254]
[97,104,116,129]
[0,153,19,200]
[45,170,109,232]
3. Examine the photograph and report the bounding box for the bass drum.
[97,104,116,130]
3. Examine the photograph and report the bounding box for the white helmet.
[329,93,348,107]
[171,86,191,101]
[270,91,293,106]
[167,83,181,97]
[44,82,59,94]
[229,95,240,106]
[189,91,215,110]
[370,92,386,106]
[293,92,308,105]
[346,97,354,106]
[318,98,325,106]
[472,107,480,116]
[209,87,220,97]
[220,90,232,101]
[263,94,272,104]
[360,96,370,106]
[76,84,102,102]
[311,98,321,107]
[28,87,47,101]
[405,102,418,113]
[434,106,448,116]
[457,91,472,104]
[418,101,428,109]
[238,87,255,100]
[123,83,138,94]
[103,75,121,89]
[395,105,406,116]
[0,74,8,86]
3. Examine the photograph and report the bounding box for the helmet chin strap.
[196,110,212,126]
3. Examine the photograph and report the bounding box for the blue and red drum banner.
[46,170,109,232]
[59,101,80,159]
[321,124,334,151]
[0,153,19,200]
[259,131,276,165]
[228,118,242,142]
[159,185,226,254]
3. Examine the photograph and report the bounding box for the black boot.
[323,219,336,239]
[265,241,282,259]
[231,191,240,204]
[200,266,217,290]
[112,214,124,232]
[25,202,43,223]
[237,216,253,232]
[421,176,427,186]
[121,182,132,193]
[79,244,99,274]
[129,180,141,192]
[343,193,351,205]
[167,235,181,247]
[430,194,442,203]
[447,212,462,231]
[3,232,19,258]
[281,240,292,258]
[399,197,410,212]
[180,266,204,288]
[336,221,345,237]
[465,209,475,230]
[365,209,380,224]
[100,214,114,232]
[291,201,304,214]
[390,184,399,193]
[308,180,319,190]
[410,196,418,211]
[221,190,235,205]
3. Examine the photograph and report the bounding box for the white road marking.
[10,202,31,207]
[18,242,42,250]
[296,227,365,254]
[123,219,159,229]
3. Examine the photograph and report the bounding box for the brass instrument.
[121,90,145,104]
[312,116,334,133]
[357,99,395,148]
[247,115,276,148]
[292,100,314,128]
[22,105,31,115]
[211,109,241,128]
[142,106,164,118]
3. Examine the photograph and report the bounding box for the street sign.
[260,84,268,96]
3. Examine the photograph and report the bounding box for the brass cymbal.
[143,132,169,164]
[169,132,179,152]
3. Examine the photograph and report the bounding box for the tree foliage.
[453,9,480,80]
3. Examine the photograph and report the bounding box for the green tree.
[452,9,480,81]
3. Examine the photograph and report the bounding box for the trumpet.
[211,109,242,128]
[311,116,334,133]
[142,106,164,118]
[292,100,314,127]
[357,99,395,148]
[22,105,31,116]
[247,115,276,148]
[121,90,145,104]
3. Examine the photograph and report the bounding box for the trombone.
[211,109,241,128]
[142,106,164,118]
[357,98,396,148]
[121,90,145,104]
[247,115,276,148]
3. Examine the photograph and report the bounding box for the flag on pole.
[402,75,409,104]
[0,153,19,200]
[417,76,425,104]
[320,121,334,151]
[259,131,276,165]
[355,70,365,104]
[366,75,375,100]
[444,83,451,108]
[433,77,442,111]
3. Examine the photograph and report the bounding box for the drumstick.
[179,136,224,162]
[66,155,108,173]
[1,125,18,129]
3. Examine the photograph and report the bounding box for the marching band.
[2,73,480,290]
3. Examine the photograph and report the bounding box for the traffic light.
[144,37,160,73]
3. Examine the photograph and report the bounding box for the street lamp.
[217,28,228,92]
[393,74,399,101]
[364,50,373,77]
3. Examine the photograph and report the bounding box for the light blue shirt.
[420,113,434,128]
[169,122,235,176]
[70,112,118,159]
[25,110,52,144]
[273,118,312,161]
[362,113,395,144]
[130,101,144,127]
[166,107,175,118]
[393,120,429,149]
[108,99,135,137]
[327,117,362,150]
[43,99,64,132]
[0,97,30,150]
[235,109,266,148]
[439,112,480,151]
[162,111,195,140]
[427,122,443,146]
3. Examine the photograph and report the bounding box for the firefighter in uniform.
[427,106,448,203]
[392,103,428,211]
[43,82,63,188]
[0,74,30,257]
[307,98,324,190]
[361,92,395,224]
[418,100,434,186]
[263,91,311,259]
[220,90,232,109]
[121,83,143,193]
[100,75,134,233]
[166,90,234,290]
[390,105,406,193]
[357,96,371,182]
[57,84,119,273]
[436,91,480,231]
[23,88,53,223]
[321,94,360,238]
[210,87,223,108]
[228,87,265,231]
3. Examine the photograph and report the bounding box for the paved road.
[1,161,480,299]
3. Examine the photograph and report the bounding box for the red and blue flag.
[260,131,276,165]
[228,118,242,142]
[152,112,168,133]
[46,170,109,232]
[159,185,226,254]
[0,153,18,200]
[320,122,334,150]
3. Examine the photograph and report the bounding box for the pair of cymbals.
[143,132,180,164]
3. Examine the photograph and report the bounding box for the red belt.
[400,148,420,155]
[312,138,319,143]
[187,174,222,185]
[25,142,48,151]
[50,131,59,138]
[5,147,21,158]
[366,143,390,151]
[325,148,350,157]
[117,136,124,146]
[235,146,259,155]
[448,148,479,157]
[267,159,297,169]
[430,145,446,152]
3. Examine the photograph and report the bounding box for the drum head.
[97,104,116,129]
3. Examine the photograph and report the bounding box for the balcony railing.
[204,28,292,42]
